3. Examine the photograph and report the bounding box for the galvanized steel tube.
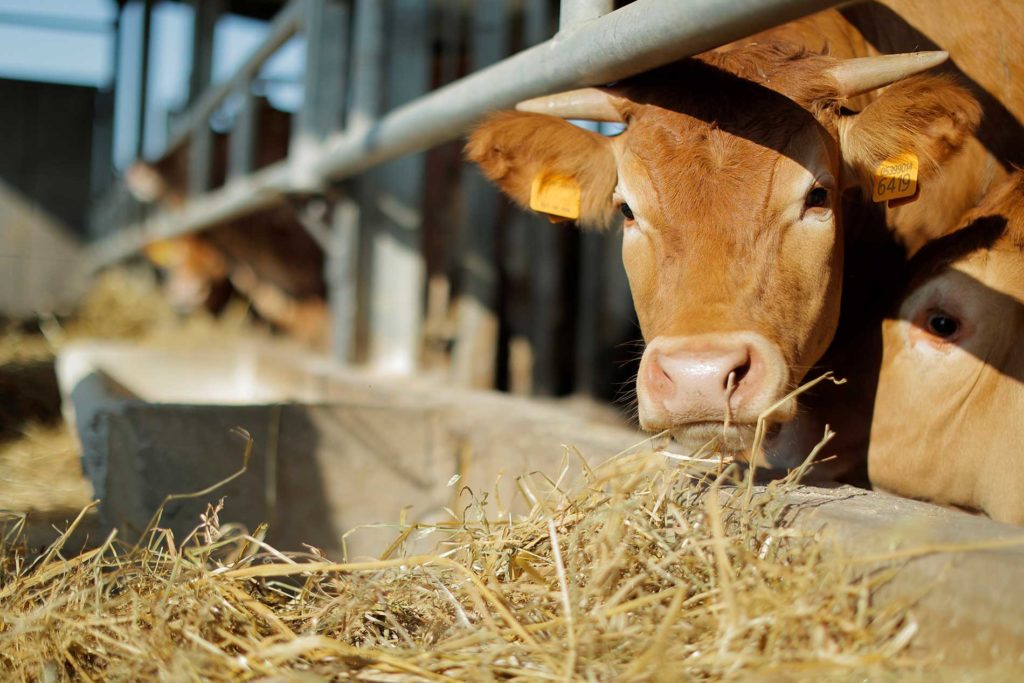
[311,0,847,182]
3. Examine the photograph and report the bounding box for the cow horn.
[830,51,949,98]
[515,87,625,122]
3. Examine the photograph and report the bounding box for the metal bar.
[520,0,561,395]
[187,124,214,196]
[291,0,350,190]
[134,0,153,160]
[365,0,431,374]
[326,196,361,362]
[168,0,302,153]
[312,0,847,182]
[347,0,385,131]
[559,0,615,397]
[92,0,846,265]
[559,0,613,30]
[451,0,511,388]
[188,0,222,106]
[228,90,257,180]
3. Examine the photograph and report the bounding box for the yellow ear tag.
[872,152,919,204]
[529,173,581,221]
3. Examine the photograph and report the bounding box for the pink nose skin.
[638,334,785,430]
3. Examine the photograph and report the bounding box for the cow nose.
[640,335,775,425]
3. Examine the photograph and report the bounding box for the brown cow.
[127,101,329,347]
[468,40,981,472]
[869,173,1024,523]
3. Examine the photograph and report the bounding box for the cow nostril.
[727,359,751,391]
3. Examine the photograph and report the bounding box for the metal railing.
[87,0,847,269]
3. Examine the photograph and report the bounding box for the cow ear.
[466,111,618,229]
[837,74,982,193]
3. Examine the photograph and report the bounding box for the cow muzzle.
[637,332,792,453]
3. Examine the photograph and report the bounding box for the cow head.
[467,43,980,461]
[870,174,1024,523]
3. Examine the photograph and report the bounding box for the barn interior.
[1,0,1023,679]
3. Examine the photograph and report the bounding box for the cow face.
[870,175,1024,523]
[467,43,980,459]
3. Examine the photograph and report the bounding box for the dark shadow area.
[0,360,62,445]
[798,210,1017,489]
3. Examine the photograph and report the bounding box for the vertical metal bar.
[327,196,361,362]
[188,0,222,105]
[347,0,385,132]
[293,0,355,363]
[365,0,431,373]
[344,0,385,363]
[291,0,350,190]
[134,0,154,159]
[519,0,560,394]
[188,125,214,196]
[228,89,257,180]
[185,0,220,196]
[559,0,614,30]
[557,0,615,397]
[451,0,510,389]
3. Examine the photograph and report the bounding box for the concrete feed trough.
[57,340,639,557]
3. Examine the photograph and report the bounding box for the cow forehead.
[615,112,834,233]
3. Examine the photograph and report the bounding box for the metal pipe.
[312,0,847,182]
[559,0,613,30]
[135,0,153,160]
[167,0,302,152]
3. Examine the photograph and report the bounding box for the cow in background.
[869,173,1024,524]
[126,98,328,348]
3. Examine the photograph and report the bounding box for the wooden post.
[451,0,510,389]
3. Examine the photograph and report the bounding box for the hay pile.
[0,446,928,681]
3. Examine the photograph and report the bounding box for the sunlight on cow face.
[612,111,843,451]
[872,238,1024,524]
[467,43,979,459]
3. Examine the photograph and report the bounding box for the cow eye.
[619,203,635,221]
[926,312,960,339]
[805,187,829,209]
